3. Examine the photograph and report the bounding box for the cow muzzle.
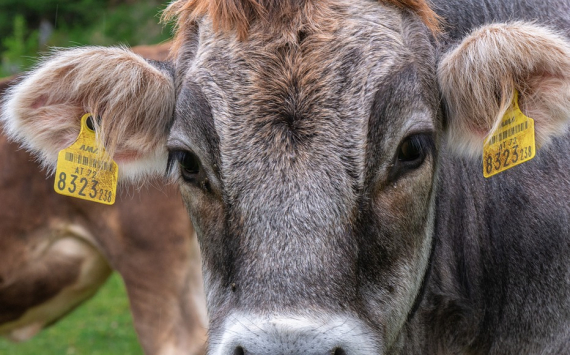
[209,313,382,355]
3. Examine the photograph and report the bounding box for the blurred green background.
[0,0,173,77]
[0,274,143,355]
[0,1,172,353]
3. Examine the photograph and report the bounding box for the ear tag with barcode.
[483,91,536,178]
[54,113,118,205]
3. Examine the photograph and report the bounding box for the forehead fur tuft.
[163,0,440,54]
[383,0,440,33]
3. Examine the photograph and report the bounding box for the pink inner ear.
[513,71,552,119]
[522,72,564,110]
[31,95,49,110]
[113,149,143,164]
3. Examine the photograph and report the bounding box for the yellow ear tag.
[483,91,536,178]
[54,113,118,205]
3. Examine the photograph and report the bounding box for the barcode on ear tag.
[483,91,536,178]
[54,113,118,205]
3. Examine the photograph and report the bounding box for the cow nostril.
[233,346,245,355]
[333,348,347,355]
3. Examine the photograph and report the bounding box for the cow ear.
[1,46,175,180]
[438,22,570,157]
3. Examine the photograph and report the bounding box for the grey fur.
[168,2,440,352]
[431,0,570,42]
[398,1,570,353]
[163,0,570,353]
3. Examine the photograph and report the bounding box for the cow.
[0,45,207,355]
[2,0,570,354]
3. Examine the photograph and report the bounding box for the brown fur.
[0,133,206,354]
[162,0,440,54]
[131,41,172,61]
[384,0,440,33]
[438,22,570,157]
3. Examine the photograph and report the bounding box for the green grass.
[0,273,143,355]
[0,1,173,77]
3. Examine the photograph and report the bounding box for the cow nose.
[232,346,347,355]
[211,314,381,355]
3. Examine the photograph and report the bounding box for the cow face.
[3,0,570,354]
[166,2,439,353]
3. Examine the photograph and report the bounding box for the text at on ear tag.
[482,91,536,178]
[54,113,119,205]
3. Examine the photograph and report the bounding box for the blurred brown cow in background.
[0,44,207,355]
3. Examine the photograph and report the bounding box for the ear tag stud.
[483,91,536,178]
[54,113,118,205]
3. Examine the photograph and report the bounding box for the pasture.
[0,274,143,355]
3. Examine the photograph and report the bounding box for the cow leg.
[118,235,206,355]
[106,186,207,355]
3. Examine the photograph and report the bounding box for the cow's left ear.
[438,22,570,156]
[1,46,175,180]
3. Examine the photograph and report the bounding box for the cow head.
[3,0,570,353]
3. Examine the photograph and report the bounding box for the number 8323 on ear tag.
[54,114,118,205]
[483,91,536,178]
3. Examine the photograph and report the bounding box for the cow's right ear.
[1,46,175,180]
[438,22,570,157]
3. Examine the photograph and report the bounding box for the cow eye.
[398,135,424,162]
[180,152,200,175]
[392,134,433,178]
[170,150,201,181]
